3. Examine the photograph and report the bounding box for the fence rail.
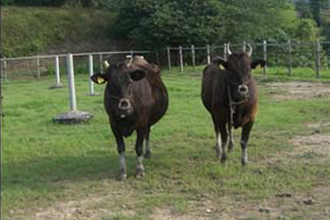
[1,40,330,81]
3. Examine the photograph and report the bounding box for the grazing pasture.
[1,70,330,220]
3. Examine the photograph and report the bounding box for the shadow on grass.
[2,149,139,191]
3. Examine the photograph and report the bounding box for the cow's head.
[213,43,265,102]
[91,56,149,118]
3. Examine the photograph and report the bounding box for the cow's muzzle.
[237,85,249,96]
[118,98,132,118]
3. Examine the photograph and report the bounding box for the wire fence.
[1,40,330,81]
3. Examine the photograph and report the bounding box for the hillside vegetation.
[1,7,121,57]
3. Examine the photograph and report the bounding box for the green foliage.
[0,7,116,57]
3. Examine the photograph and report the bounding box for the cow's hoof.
[144,150,151,159]
[241,159,248,166]
[118,173,127,181]
[220,155,227,164]
[135,168,145,178]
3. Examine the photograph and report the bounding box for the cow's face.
[91,58,147,118]
[215,45,265,102]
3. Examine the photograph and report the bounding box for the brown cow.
[201,44,265,165]
[91,56,168,179]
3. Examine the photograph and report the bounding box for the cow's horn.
[227,42,232,55]
[103,60,109,69]
[247,43,252,57]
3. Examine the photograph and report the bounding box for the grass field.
[1,70,330,220]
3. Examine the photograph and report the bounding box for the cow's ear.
[251,59,266,69]
[212,56,228,69]
[91,73,109,84]
[130,70,146,81]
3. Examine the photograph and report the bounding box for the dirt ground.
[263,82,330,101]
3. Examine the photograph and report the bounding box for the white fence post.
[224,43,227,61]
[2,59,7,81]
[167,46,171,73]
[191,45,196,72]
[243,41,247,52]
[288,39,292,77]
[37,56,41,78]
[49,56,63,89]
[207,44,211,64]
[53,53,93,124]
[179,46,183,73]
[88,54,99,96]
[99,54,103,73]
[315,39,321,78]
[67,54,77,111]
[263,40,267,75]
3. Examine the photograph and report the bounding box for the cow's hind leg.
[144,128,151,159]
[135,129,146,177]
[115,135,127,180]
[241,121,254,166]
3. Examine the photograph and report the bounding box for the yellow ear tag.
[97,76,105,84]
[219,64,225,70]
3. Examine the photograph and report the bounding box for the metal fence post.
[191,45,196,72]
[2,59,7,81]
[263,40,267,75]
[243,41,247,52]
[207,44,211,64]
[179,46,183,73]
[88,54,95,95]
[49,56,63,89]
[288,39,292,77]
[37,56,41,78]
[99,54,103,73]
[67,54,77,111]
[315,39,321,78]
[224,43,227,61]
[53,53,93,124]
[167,46,171,73]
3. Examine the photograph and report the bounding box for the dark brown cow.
[201,44,265,165]
[91,56,168,179]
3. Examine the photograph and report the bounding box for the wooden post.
[207,44,211,64]
[315,39,321,78]
[263,40,267,75]
[167,46,171,73]
[287,39,292,77]
[179,46,183,73]
[37,56,41,78]
[191,45,196,72]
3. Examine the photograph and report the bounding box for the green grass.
[2,71,330,219]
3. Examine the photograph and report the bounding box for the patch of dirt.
[291,134,330,156]
[263,82,330,101]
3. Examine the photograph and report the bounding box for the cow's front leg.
[227,123,235,151]
[135,129,146,178]
[144,128,151,159]
[241,121,254,166]
[115,135,127,180]
[219,124,229,163]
